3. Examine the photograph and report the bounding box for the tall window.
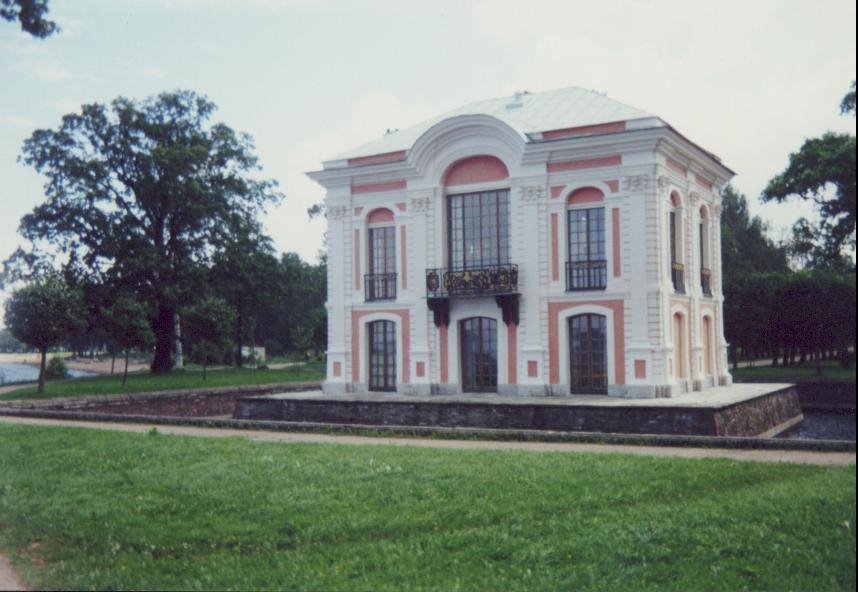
[448,190,510,269]
[699,209,711,296]
[368,320,396,391]
[566,207,606,290]
[669,194,684,293]
[366,226,396,300]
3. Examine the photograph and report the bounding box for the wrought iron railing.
[671,262,685,293]
[701,268,712,296]
[365,273,397,301]
[566,260,607,291]
[426,264,518,298]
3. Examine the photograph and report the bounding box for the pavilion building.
[308,86,734,397]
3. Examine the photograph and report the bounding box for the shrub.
[44,356,69,380]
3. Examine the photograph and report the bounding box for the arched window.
[702,315,714,376]
[673,312,686,379]
[368,320,396,391]
[568,313,608,393]
[366,208,396,301]
[669,192,685,293]
[460,317,498,392]
[566,188,606,291]
[699,206,712,296]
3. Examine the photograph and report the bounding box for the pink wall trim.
[354,207,363,217]
[547,155,622,174]
[567,187,605,206]
[550,213,559,282]
[367,207,395,223]
[604,179,619,192]
[439,323,449,383]
[508,322,518,385]
[333,361,342,377]
[695,174,713,191]
[352,180,407,195]
[444,155,509,187]
[550,186,564,199]
[416,361,425,378]
[541,120,626,140]
[548,300,625,386]
[527,360,538,378]
[669,299,690,380]
[666,157,688,176]
[612,207,621,278]
[634,360,646,379]
[395,202,407,212]
[351,309,411,384]
[353,229,361,291]
[347,150,407,167]
[400,225,407,290]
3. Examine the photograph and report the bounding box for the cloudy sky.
[1,0,855,281]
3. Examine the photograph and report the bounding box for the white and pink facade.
[308,87,734,398]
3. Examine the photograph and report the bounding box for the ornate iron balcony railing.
[701,268,712,296]
[426,264,518,298]
[566,260,607,291]
[671,262,685,294]
[365,273,397,301]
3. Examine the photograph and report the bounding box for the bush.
[44,356,69,380]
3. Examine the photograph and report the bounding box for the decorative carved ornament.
[327,205,350,220]
[409,196,433,213]
[518,185,545,204]
[622,175,651,192]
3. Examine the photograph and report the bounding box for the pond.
[0,362,95,385]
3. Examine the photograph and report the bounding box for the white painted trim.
[356,312,405,388]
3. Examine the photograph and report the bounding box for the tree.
[1,0,57,37]
[102,296,154,385]
[209,223,280,366]
[3,277,83,393]
[720,185,789,278]
[762,83,857,264]
[183,296,235,380]
[10,91,282,373]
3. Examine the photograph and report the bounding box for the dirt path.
[1,416,854,465]
[0,553,25,591]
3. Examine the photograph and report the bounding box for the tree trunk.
[173,313,184,370]
[37,348,47,394]
[202,360,207,381]
[151,303,173,374]
[123,350,130,386]
[815,348,823,376]
[110,353,116,375]
[235,305,243,367]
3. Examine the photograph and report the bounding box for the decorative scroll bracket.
[495,294,519,326]
[427,297,450,327]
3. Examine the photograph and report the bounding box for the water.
[781,411,856,441]
[0,362,95,385]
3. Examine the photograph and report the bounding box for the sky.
[0,0,855,295]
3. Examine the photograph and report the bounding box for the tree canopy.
[8,90,282,373]
[1,0,57,37]
[3,276,83,392]
[761,82,857,266]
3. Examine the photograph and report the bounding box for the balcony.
[365,273,397,301]
[566,260,607,291]
[425,264,518,298]
[671,262,685,294]
[701,268,713,296]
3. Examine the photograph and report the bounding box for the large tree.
[761,82,857,264]
[3,277,83,393]
[10,91,282,373]
[1,0,57,37]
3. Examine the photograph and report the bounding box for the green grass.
[0,424,854,591]
[732,360,856,382]
[1,362,324,401]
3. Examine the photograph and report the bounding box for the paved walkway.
[1,416,854,465]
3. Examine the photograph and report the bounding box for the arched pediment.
[408,114,526,182]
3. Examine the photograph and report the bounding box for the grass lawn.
[0,362,324,401]
[0,424,854,591]
[732,360,856,382]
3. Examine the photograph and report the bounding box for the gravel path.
[0,553,25,591]
[1,416,854,465]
